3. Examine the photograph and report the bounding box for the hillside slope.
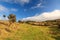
[0,21,59,40]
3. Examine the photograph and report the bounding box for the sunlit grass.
[0,23,59,40]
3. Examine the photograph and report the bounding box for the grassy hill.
[24,19,60,26]
[0,21,60,40]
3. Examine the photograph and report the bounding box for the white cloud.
[24,9,27,11]
[0,14,8,20]
[30,0,45,9]
[22,10,60,22]
[31,3,43,9]
[0,5,8,20]
[0,0,30,5]
[19,0,30,5]
[0,15,3,20]
[0,5,18,12]
[0,5,9,12]
[0,5,18,20]
[10,8,18,12]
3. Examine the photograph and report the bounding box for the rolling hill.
[0,20,60,40]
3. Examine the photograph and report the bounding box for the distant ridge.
[21,19,60,26]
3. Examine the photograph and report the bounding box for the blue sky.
[0,0,60,21]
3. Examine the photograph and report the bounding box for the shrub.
[3,15,6,18]
[8,14,16,23]
[18,20,23,23]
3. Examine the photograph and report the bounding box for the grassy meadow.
[0,21,60,40]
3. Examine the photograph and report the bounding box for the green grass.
[0,23,60,40]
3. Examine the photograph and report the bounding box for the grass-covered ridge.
[0,21,60,40]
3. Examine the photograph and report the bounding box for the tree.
[3,15,6,20]
[3,15,6,18]
[8,14,16,23]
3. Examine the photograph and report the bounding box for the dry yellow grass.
[0,21,59,40]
